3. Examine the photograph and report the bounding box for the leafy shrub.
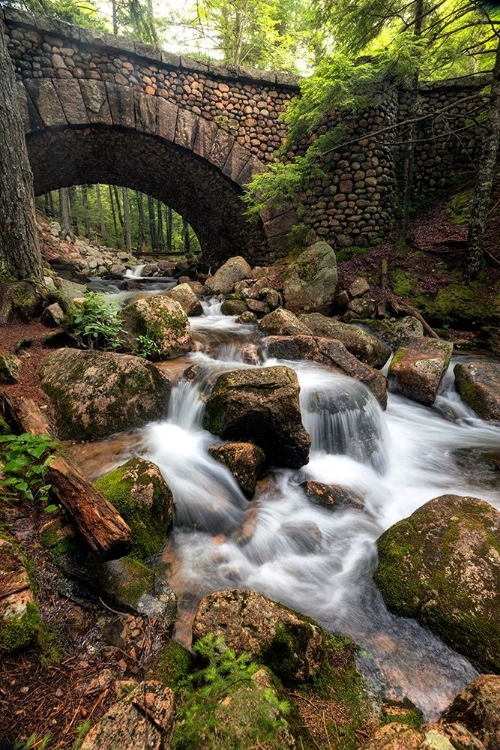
[174,635,289,749]
[68,292,123,350]
[136,333,162,360]
[0,433,57,505]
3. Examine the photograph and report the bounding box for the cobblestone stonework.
[3,6,488,259]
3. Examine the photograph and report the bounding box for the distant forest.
[36,185,201,256]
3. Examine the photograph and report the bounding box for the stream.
[87,286,500,721]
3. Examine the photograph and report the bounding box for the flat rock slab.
[388,337,453,405]
[454,360,500,423]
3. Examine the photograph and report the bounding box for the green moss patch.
[158,641,193,691]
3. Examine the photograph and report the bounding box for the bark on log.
[0,394,132,560]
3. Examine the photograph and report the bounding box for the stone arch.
[17,80,294,264]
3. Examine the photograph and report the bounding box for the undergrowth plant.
[68,292,123,351]
[174,634,289,749]
[136,333,162,360]
[0,433,57,506]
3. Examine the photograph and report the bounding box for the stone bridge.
[3,6,488,264]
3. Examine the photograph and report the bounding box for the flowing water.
[88,288,500,720]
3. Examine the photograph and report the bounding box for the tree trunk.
[59,188,72,239]
[48,190,54,218]
[136,191,145,251]
[466,40,500,279]
[182,217,191,255]
[122,187,132,254]
[69,186,79,236]
[148,194,157,250]
[112,0,118,34]
[157,199,163,252]
[113,185,124,228]
[82,184,91,238]
[166,205,172,252]
[109,185,119,245]
[0,20,43,282]
[96,184,105,241]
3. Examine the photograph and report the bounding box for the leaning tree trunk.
[95,184,105,241]
[166,205,173,252]
[148,195,157,250]
[59,188,72,239]
[466,40,500,280]
[122,187,132,254]
[0,19,43,282]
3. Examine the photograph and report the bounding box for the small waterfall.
[124,263,146,278]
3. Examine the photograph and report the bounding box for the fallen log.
[0,394,132,561]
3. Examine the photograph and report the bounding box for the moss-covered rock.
[259,309,312,336]
[99,556,176,617]
[374,494,500,673]
[454,360,500,423]
[220,299,248,316]
[0,601,42,654]
[0,354,20,384]
[202,366,310,469]
[299,313,391,368]
[163,283,203,317]
[388,337,453,406]
[283,241,338,315]
[121,296,192,360]
[95,458,173,560]
[40,348,171,441]
[208,442,265,498]
[0,537,38,653]
[157,640,193,691]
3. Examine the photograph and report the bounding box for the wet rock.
[192,589,357,686]
[454,360,500,423]
[240,344,261,365]
[349,277,371,298]
[374,494,500,672]
[121,296,192,359]
[281,520,322,553]
[220,299,248,316]
[259,309,312,337]
[388,337,453,405]
[99,556,177,618]
[95,458,173,560]
[299,313,391,368]
[209,442,265,498]
[40,302,65,327]
[140,262,159,277]
[185,280,204,295]
[0,354,20,384]
[283,241,338,314]
[204,256,252,296]
[163,283,203,317]
[41,348,171,441]
[301,481,364,511]
[203,366,310,469]
[80,680,174,750]
[246,298,270,316]
[440,675,500,750]
[263,334,318,361]
[346,298,375,317]
[236,311,258,325]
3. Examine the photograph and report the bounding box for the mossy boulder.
[41,348,171,441]
[454,360,500,423]
[374,494,500,673]
[204,256,252,296]
[0,354,20,384]
[259,309,312,337]
[220,299,248,316]
[99,556,177,618]
[387,337,453,406]
[95,458,173,560]
[121,296,192,359]
[0,537,38,653]
[208,442,265,498]
[163,283,203,317]
[202,366,310,469]
[283,241,338,314]
[440,675,500,750]
[299,313,391,368]
[158,640,193,690]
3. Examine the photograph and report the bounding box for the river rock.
[192,589,355,686]
[209,442,265,498]
[98,556,177,618]
[283,241,338,314]
[95,458,173,560]
[121,296,192,359]
[387,337,453,405]
[349,277,371,298]
[220,299,248,316]
[454,360,500,423]
[299,313,391,368]
[0,354,20,384]
[204,256,252,296]
[393,316,424,344]
[80,681,174,750]
[374,494,500,672]
[360,722,484,750]
[203,366,310,469]
[440,675,500,750]
[259,308,312,337]
[236,311,258,325]
[163,283,203,317]
[346,298,375,317]
[301,481,364,511]
[41,348,171,441]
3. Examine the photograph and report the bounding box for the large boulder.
[95,458,173,560]
[454,361,500,423]
[81,681,174,750]
[209,442,265,498]
[374,494,500,672]
[440,675,500,750]
[192,589,358,687]
[41,349,171,441]
[202,366,310,469]
[283,241,338,314]
[121,296,192,359]
[299,313,391,368]
[263,335,387,408]
[259,308,312,337]
[163,283,203,317]
[204,256,252,296]
[387,337,453,405]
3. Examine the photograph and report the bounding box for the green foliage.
[243,157,323,216]
[68,292,124,351]
[72,720,91,749]
[0,433,56,505]
[14,733,52,750]
[0,601,60,662]
[174,634,290,749]
[158,641,193,691]
[136,333,162,360]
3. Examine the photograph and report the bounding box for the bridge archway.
[19,82,284,266]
